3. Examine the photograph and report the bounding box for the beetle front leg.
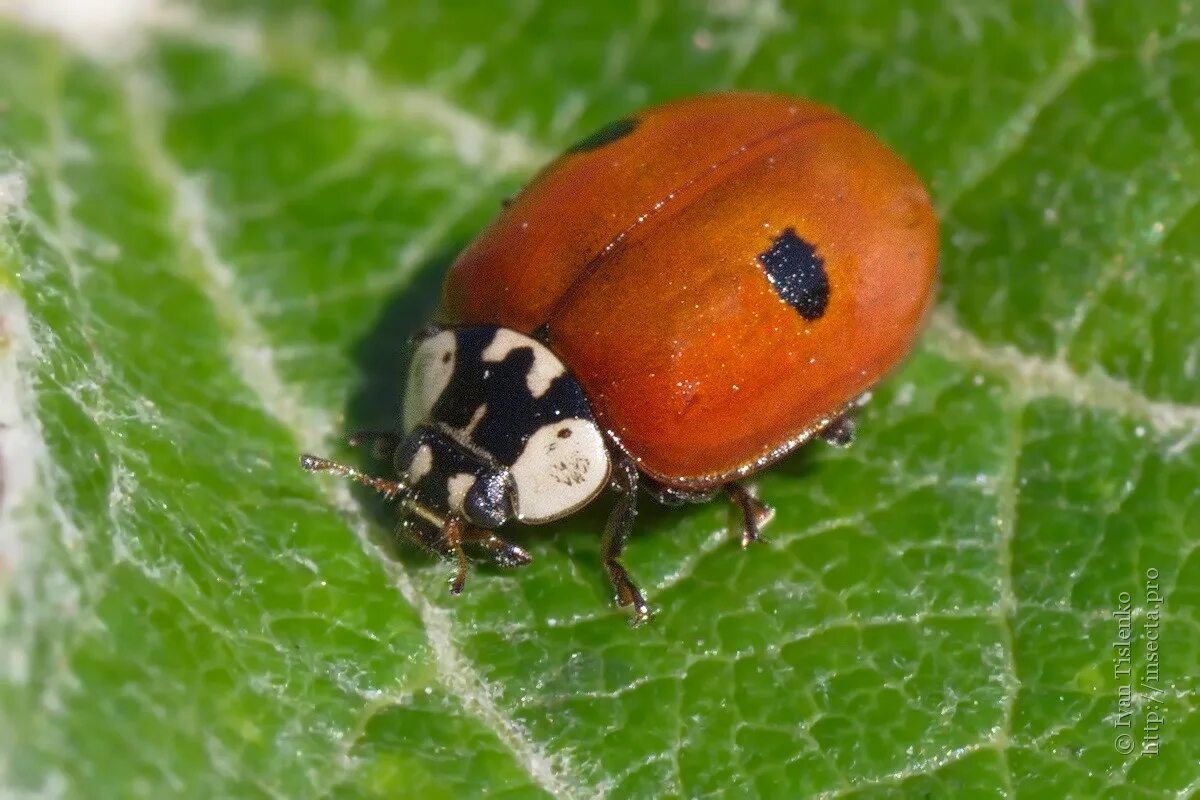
[441,516,472,595]
[399,515,452,557]
[403,517,531,589]
[602,457,653,625]
[399,514,472,594]
[461,528,533,570]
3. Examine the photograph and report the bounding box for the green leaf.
[2,2,1198,797]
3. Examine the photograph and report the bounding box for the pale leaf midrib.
[116,67,584,800]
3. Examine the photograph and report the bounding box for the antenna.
[299,454,408,500]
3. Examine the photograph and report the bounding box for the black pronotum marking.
[565,116,639,154]
[429,327,596,466]
[758,227,830,320]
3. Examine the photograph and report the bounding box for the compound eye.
[403,329,456,431]
[463,471,512,529]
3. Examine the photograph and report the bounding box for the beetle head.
[393,425,515,530]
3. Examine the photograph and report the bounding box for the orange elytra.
[303,92,938,624]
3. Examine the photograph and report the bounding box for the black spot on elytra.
[758,228,829,320]
[565,116,639,154]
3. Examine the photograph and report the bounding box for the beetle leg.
[602,457,653,625]
[441,516,472,595]
[725,482,775,548]
[461,528,533,569]
[817,412,856,448]
[347,430,404,461]
[401,516,530,580]
[399,515,451,556]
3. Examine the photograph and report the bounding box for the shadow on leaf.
[340,246,455,571]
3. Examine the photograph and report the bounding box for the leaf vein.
[939,5,1095,213]
[989,391,1024,794]
[809,741,993,799]
[118,69,586,800]
[149,11,553,175]
[926,308,1200,445]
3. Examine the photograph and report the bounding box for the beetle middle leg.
[603,457,653,625]
[647,478,773,548]
[645,481,718,506]
[725,481,775,548]
[816,411,856,448]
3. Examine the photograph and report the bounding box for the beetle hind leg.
[817,412,856,448]
[602,458,653,625]
[725,482,775,548]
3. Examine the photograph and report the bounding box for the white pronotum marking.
[446,472,477,514]
[510,419,611,523]
[407,443,433,484]
[482,328,564,399]
[403,329,456,431]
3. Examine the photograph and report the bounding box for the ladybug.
[302,92,938,624]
